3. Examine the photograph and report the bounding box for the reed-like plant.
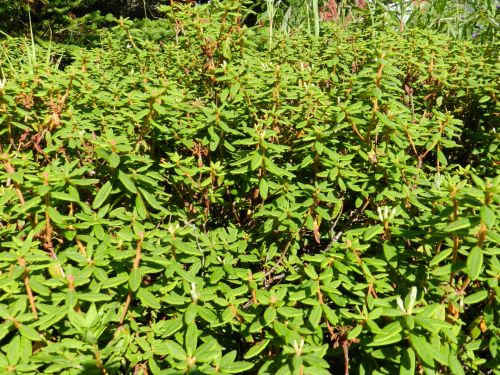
[255,0,498,43]
[371,0,498,42]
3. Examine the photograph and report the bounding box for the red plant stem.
[120,234,144,324]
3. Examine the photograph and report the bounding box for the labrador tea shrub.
[0,2,499,374]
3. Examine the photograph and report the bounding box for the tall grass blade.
[28,5,36,66]
[313,0,320,37]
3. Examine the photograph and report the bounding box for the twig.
[76,237,87,257]
[120,233,144,325]
[449,193,459,284]
[458,277,470,294]
[403,125,418,157]
[263,235,295,280]
[343,341,350,375]
[43,172,56,258]
[349,117,365,143]
[18,258,38,319]
[67,274,80,312]
[119,18,137,50]
[324,202,344,253]
[262,273,286,289]
[1,155,35,228]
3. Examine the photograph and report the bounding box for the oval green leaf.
[92,181,112,209]
[466,247,483,281]
[244,339,270,359]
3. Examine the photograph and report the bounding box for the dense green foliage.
[2,1,499,43]
[0,1,499,374]
[0,0,163,42]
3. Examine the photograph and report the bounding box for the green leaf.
[368,330,403,346]
[51,192,80,202]
[304,265,318,280]
[159,319,183,337]
[431,348,449,366]
[5,334,20,365]
[174,262,197,282]
[259,178,269,200]
[149,358,161,375]
[426,132,441,151]
[276,364,291,375]
[78,293,112,302]
[224,361,254,373]
[194,340,219,363]
[135,194,147,219]
[196,305,218,325]
[70,179,100,186]
[369,325,404,347]
[165,340,187,361]
[139,187,162,210]
[137,288,160,309]
[448,354,464,375]
[437,150,447,166]
[109,152,120,168]
[185,323,198,356]
[92,181,112,209]
[347,325,362,340]
[322,304,339,325]
[249,319,263,333]
[414,317,452,332]
[209,127,220,151]
[277,306,303,318]
[410,334,434,367]
[264,158,295,178]
[250,152,262,170]
[163,293,188,305]
[463,290,488,305]
[480,205,495,228]
[364,225,384,241]
[430,249,452,266]
[68,309,88,330]
[129,268,142,292]
[47,207,65,224]
[244,339,270,359]
[308,304,322,327]
[264,307,276,325]
[466,247,483,281]
[444,218,470,232]
[489,336,498,358]
[19,325,41,341]
[315,206,331,220]
[37,310,66,331]
[383,244,398,268]
[118,170,137,194]
[400,347,415,375]
[102,273,128,289]
[478,95,490,103]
